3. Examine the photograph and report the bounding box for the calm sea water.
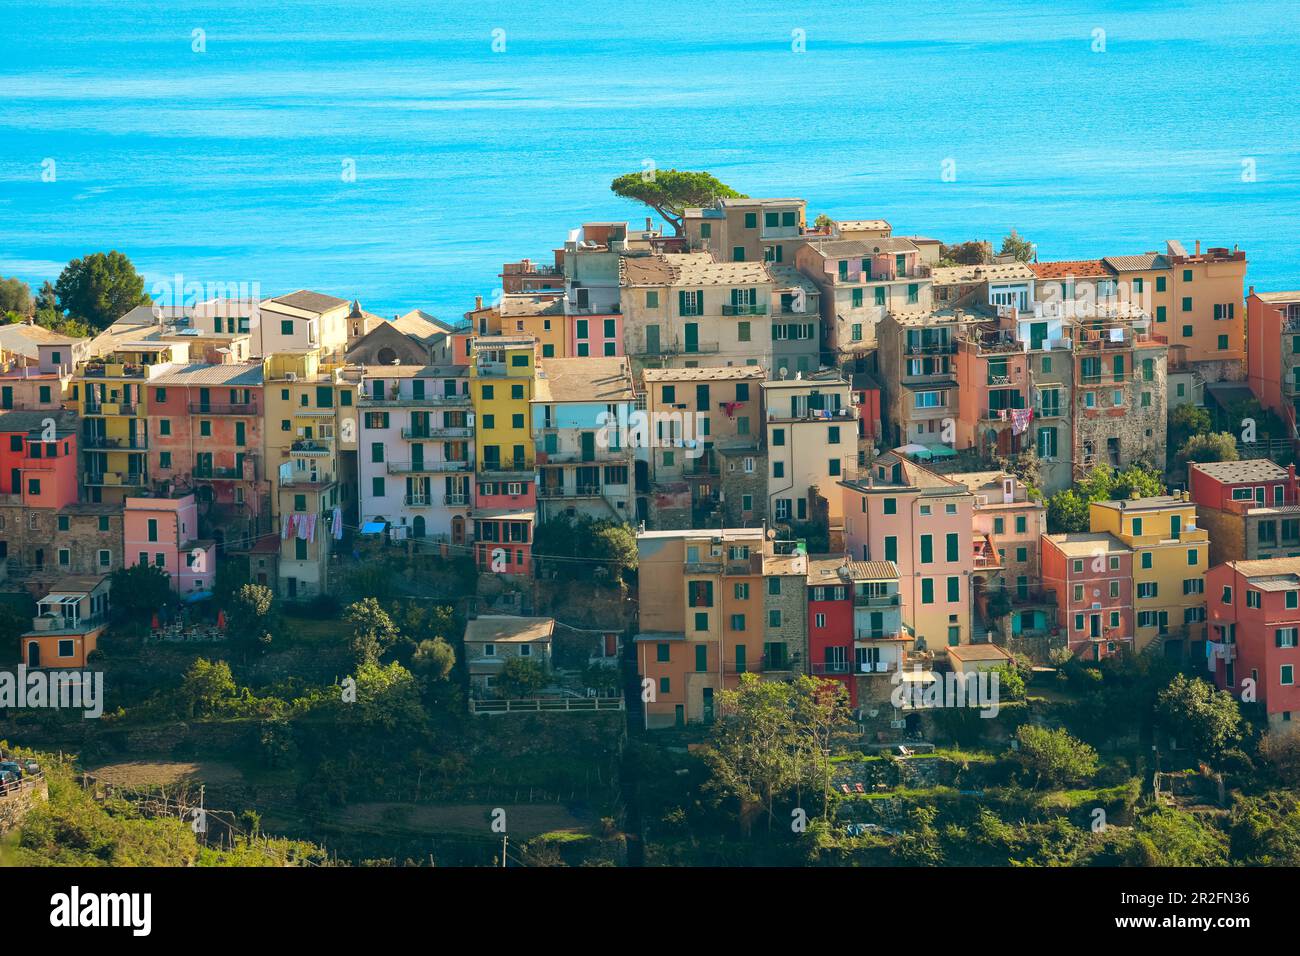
[1,0,1298,320]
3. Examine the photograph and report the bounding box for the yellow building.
[262,350,359,600]
[1089,494,1209,653]
[492,295,568,360]
[469,336,537,475]
[75,342,187,503]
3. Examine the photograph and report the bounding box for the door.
[411,443,424,470]
[412,515,426,538]
[580,431,595,462]
[645,325,660,356]
[26,641,39,668]
[684,323,699,354]
[1170,514,1181,540]
[701,687,714,724]
[198,387,211,412]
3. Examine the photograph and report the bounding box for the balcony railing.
[811,661,852,675]
[854,593,900,607]
[721,304,767,316]
[81,435,149,450]
[404,494,432,507]
[360,393,471,407]
[193,464,253,481]
[636,341,721,357]
[388,459,471,474]
[402,426,473,440]
[188,403,256,415]
[480,458,531,474]
[84,472,145,487]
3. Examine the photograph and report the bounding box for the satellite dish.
[778,366,789,380]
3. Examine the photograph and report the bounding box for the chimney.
[1195,240,1201,255]
[1249,285,1255,296]
[475,296,483,310]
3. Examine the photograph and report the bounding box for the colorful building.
[20,575,111,668]
[1207,557,1300,733]
[762,373,855,537]
[1189,459,1300,565]
[358,364,473,546]
[840,452,975,653]
[1089,495,1209,654]
[123,492,215,596]
[1040,532,1134,660]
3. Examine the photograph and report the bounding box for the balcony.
[80,362,148,379]
[443,493,470,506]
[721,304,768,316]
[479,458,532,475]
[404,494,433,507]
[81,435,148,450]
[637,341,721,358]
[83,402,138,417]
[684,561,724,575]
[290,439,333,456]
[388,459,471,474]
[538,484,602,498]
[188,402,256,416]
[904,340,957,356]
[360,393,471,407]
[542,447,631,465]
[402,425,473,440]
[84,472,145,487]
[854,593,900,607]
[810,661,852,675]
[193,463,255,482]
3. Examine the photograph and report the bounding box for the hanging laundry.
[332,507,343,541]
[281,514,293,540]
[1010,408,1033,436]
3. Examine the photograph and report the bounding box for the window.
[1187,549,1198,566]
[656,642,670,663]
[694,612,708,631]
[98,549,111,567]
[884,536,897,562]
[946,533,958,562]
[921,578,934,604]
[947,576,959,602]
[1222,586,1233,605]
[1277,628,1298,649]
[1141,552,1153,569]
[920,534,933,564]
[1184,579,1204,595]
[1182,296,1193,312]
[646,290,659,309]
[730,614,746,632]
[1284,665,1295,687]
[1218,334,1229,350]
[58,515,69,531]
[281,319,294,336]
[372,476,385,497]
[1289,591,1299,610]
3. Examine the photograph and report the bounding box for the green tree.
[0,277,33,317]
[411,637,456,681]
[180,659,237,717]
[109,563,174,620]
[937,240,989,266]
[1046,488,1090,533]
[1046,463,1165,533]
[496,656,548,698]
[345,597,401,665]
[610,169,746,235]
[534,514,637,583]
[1176,432,1238,468]
[350,661,426,736]
[53,251,151,329]
[1169,404,1212,451]
[999,229,1035,262]
[1155,673,1241,759]
[1011,725,1098,789]
[226,583,277,662]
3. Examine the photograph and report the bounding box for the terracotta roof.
[848,560,899,580]
[808,237,918,258]
[1256,291,1300,304]
[948,643,1013,662]
[1027,259,1112,280]
[641,366,765,382]
[1044,532,1131,557]
[620,253,769,287]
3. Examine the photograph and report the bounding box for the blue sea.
[1,0,1298,320]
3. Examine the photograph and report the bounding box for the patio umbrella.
[151,613,160,631]
[217,609,227,630]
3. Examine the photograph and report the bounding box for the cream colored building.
[762,373,856,534]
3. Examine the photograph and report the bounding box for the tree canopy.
[999,229,1035,262]
[1046,463,1165,533]
[610,169,746,235]
[226,583,278,662]
[1011,725,1098,789]
[109,563,175,620]
[53,250,151,329]
[0,276,34,317]
[344,598,401,666]
[1155,673,1242,759]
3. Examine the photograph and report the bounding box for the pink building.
[123,493,216,595]
[473,476,536,576]
[839,451,975,651]
[568,313,623,358]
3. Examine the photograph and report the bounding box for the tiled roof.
[641,366,765,382]
[808,237,917,258]
[151,362,264,386]
[0,409,78,434]
[1027,259,1112,279]
[497,295,565,318]
[848,560,899,580]
[1102,254,1169,272]
[1256,291,1300,304]
[464,615,554,644]
[620,253,769,287]
[1230,557,1300,586]
[931,262,1036,284]
[267,290,349,313]
[948,643,1013,662]
[1191,459,1289,484]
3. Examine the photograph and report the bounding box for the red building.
[1207,558,1300,734]
[1189,459,1300,565]
[1041,532,1135,660]
[472,475,535,576]
[0,409,79,508]
[148,363,268,544]
[807,555,856,703]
